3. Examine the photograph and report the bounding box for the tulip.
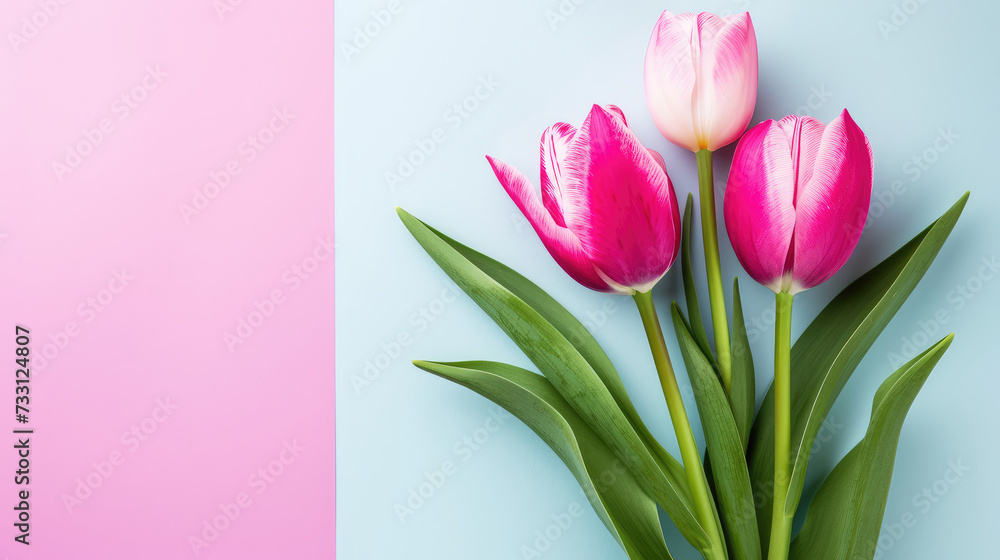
[644,11,758,153]
[723,109,874,294]
[486,104,681,295]
[644,11,758,394]
[723,109,873,560]
[488,105,727,559]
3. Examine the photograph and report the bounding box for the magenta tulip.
[723,109,874,294]
[486,104,681,295]
[644,11,758,152]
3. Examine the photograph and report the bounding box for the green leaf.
[680,194,717,369]
[789,334,953,559]
[729,278,755,450]
[416,211,686,487]
[414,360,674,560]
[747,192,968,548]
[672,304,762,560]
[397,208,710,552]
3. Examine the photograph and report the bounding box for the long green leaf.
[789,334,953,559]
[729,278,755,450]
[673,304,761,560]
[397,208,710,551]
[680,193,717,369]
[419,214,688,489]
[415,360,674,560]
[747,193,968,548]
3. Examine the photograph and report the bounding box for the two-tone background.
[337,0,998,559]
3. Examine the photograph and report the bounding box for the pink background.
[1,1,335,558]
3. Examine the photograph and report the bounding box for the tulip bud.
[487,105,681,295]
[644,11,758,152]
[723,109,874,294]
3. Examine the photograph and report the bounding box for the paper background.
[2,1,335,558]
[337,0,999,559]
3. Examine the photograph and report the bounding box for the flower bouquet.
[396,10,967,560]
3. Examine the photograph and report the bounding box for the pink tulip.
[723,109,874,294]
[644,11,758,152]
[487,105,681,295]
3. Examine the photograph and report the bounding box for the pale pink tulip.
[487,105,681,295]
[723,109,874,294]
[644,11,758,152]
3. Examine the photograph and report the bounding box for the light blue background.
[336,0,1000,558]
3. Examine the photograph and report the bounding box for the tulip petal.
[775,115,826,202]
[562,106,680,292]
[699,13,758,151]
[539,122,577,228]
[789,110,874,292]
[645,12,700,151]
[666,167,683,268]
[690,13,727,149]
[724,120,797,292]
[486,155,621,293]
[645,148,682,260]
[602,104,629,127]
[647,148,668,174]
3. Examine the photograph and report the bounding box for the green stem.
[633,290,727,560]
[696,149,732,396]
[768,291,795,560]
